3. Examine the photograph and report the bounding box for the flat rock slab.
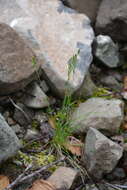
[96,0,127,41]
[82,128,123,179]
[7,0,94,98]
[0,23,40,95]
[47,167,78,189]
[71,97,124,135]
[0,113,21,163]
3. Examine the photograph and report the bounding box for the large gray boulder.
[64,0,102,23]
[0,113,21,163]
[94,35,120,68]
[2,0,94,98]
[82,128,123,179]
[0,23,40,95]
[71,98,124,135]
[96,0,127,41]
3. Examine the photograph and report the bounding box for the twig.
[20,157,65,182]
[4,157,65,190]
[103,182,122,190]
[4,164,32,190]
[9,97,30,122]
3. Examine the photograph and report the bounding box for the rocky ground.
[1,0,127,190]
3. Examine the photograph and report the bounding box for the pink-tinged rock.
[0,23,40,95]
[47,167,78,189]
[8,0,94,97]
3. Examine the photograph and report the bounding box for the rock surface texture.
[1,0,95,98]
[83,128,123,179]
[96,0,127,41]
[64,0,102,23]
[94,35,120,68]
[47,167,78,189]
[0,113,21,163]
[0,23,40,95]
[71,98,124,135]
[23,82,50,109]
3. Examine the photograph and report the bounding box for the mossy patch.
[92,87,113,99]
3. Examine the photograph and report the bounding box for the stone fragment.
[82,128,123,179]
[0,23,40,95]
[47,167,78,189]
[23,82,50,109]
[94,35,120,68]
[13,103,34,126]
[64,0,102,23]
[0,114,21,163]
[96,0,127,41]
[71,98,124,135]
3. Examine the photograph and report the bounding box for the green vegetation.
[48,50,80,150]
[51,95,75,149]
[92,87,113,99]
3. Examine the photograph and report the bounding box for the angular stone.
[100,75,123,91]
[47,167,78,189]
[94,35,120,68]
[82,128,123,179]
[23,82,50,109]
[71,98,124,135]
[8,0,94,98]
[0,23,40,95]
[77,72,97,98]
[24,129,39,141]
[0,113,21,163]
[64,0,102,23]
[96,0,127,41]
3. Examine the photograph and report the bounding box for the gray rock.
[40,80,49,93]
[40,122,54,143]
[96,0,127,41]
[106,168,126,180]
[47,167,78,189]
[11,124,22,134]
[64,0,102,23]
[0,23,40,95]
[94,35,120,68]
[23,82,50,109]
[34,111,48,124]
[100,75,123,91]
[83,128,123,179]
[71,98,124,135]
[0,113,21,163]
[13,103,34,126]
[77,72,97,98]
[24,129,39,141]
[8,0,94,98]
